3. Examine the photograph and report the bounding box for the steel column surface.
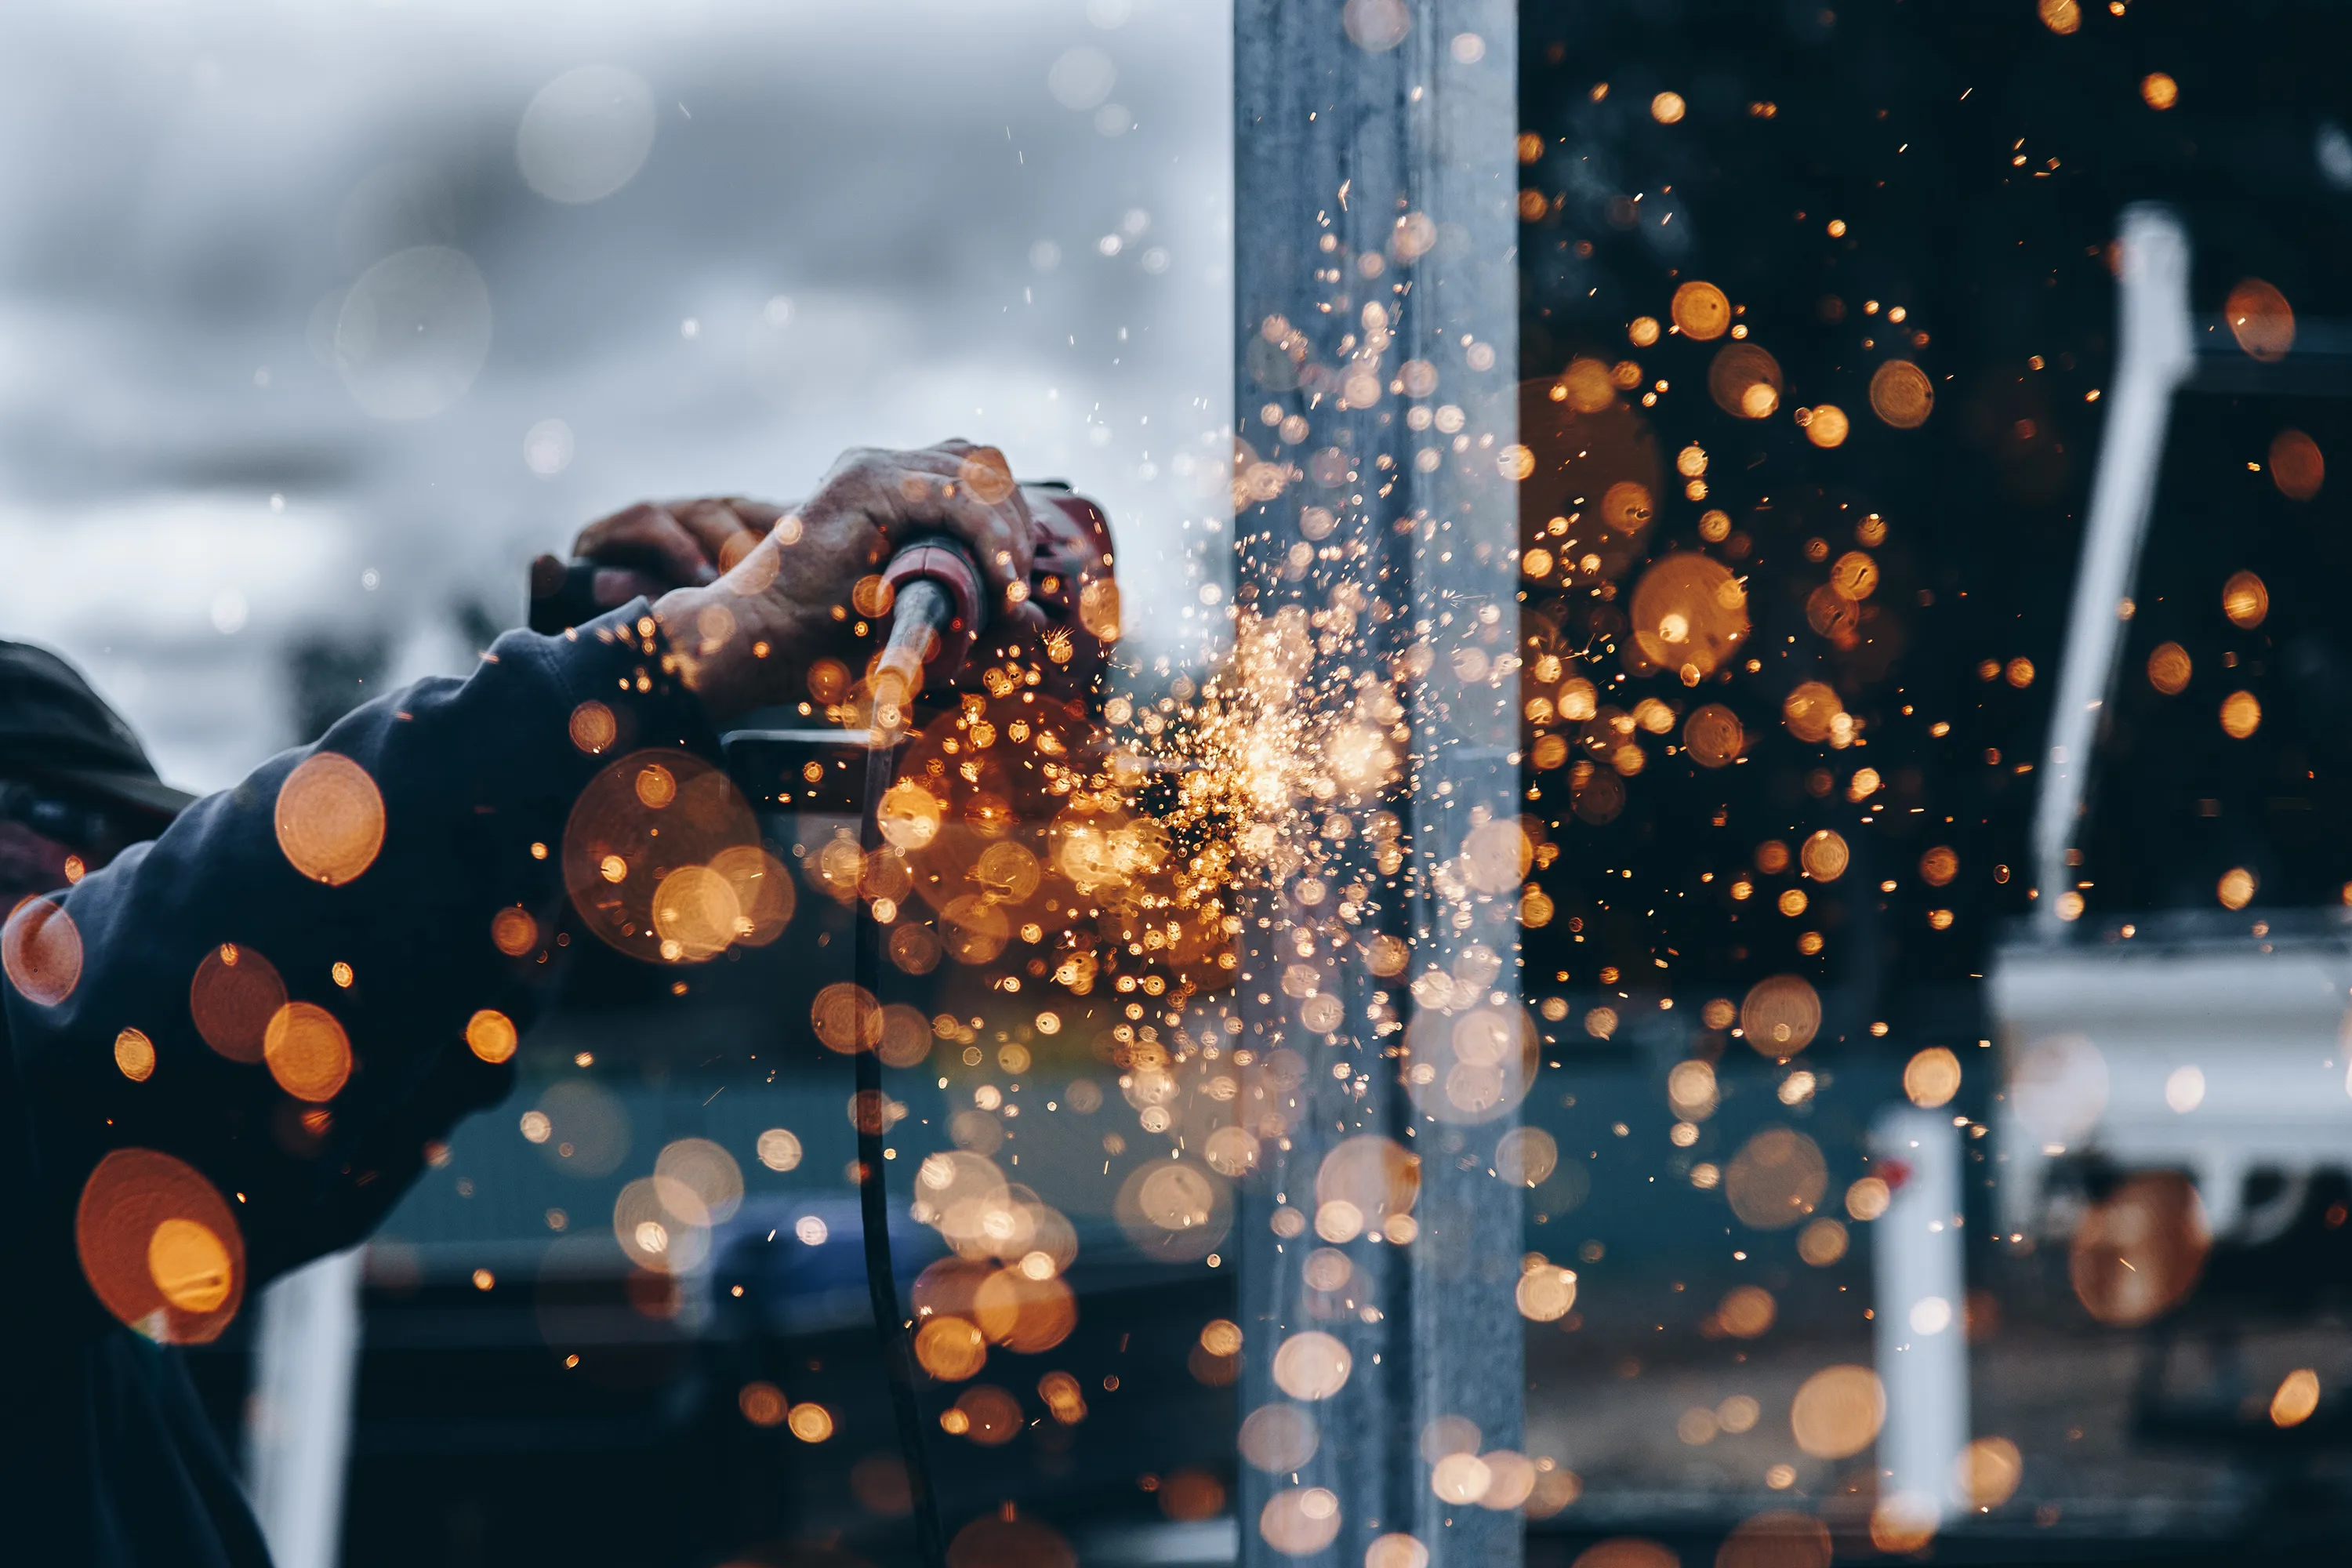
[1233,4,1523,1563]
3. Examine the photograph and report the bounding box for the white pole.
[2030,204,2193,928]
[1871,1107,1969,1530]
[244,1247,365,1568]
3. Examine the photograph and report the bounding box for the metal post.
[1870,1108,1968,1534]
[2030,205,2192,927]
[1233,3,1521,1563]
[244,1247,365,1568]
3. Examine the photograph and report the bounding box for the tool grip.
[527,535,983,659]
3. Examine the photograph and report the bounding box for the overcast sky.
[0,0,1232,791]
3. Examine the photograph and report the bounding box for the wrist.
[652,585,806,725]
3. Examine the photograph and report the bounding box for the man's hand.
[586,442,1037,723]
[569,496,781,612]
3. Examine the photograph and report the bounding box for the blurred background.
[0,0,1232,792]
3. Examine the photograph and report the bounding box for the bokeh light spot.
[2271,1369,2321,1428]
[148,1217,234,1314]
[1904,1046,1962,1108]
[2270,428,2325,500]
[2,896,82,1007]
[1272,1330,1352,1400]
[1259,1486,1342,1555]
[114,1027,156,1083]
[1798,1217,1849,1266]
[738,1381,786,1426]
[1671,281,1729,339]
[1790,1364,1885,1457]
[275,752,386,886]
[2222,570,2269,629]
[1717,1511,1830,1568]
[2226,277,2294,361]
[1867,358,1933,428]
[466,1008,518,1064]
[916,1314,989,1381]
[1740,975,1821,1055]
[1726,1127,1827,1229]
[77,1148,245,1343]
[2071,1171,2209,1326]
[191,943,286,1065]
[263,1001,352,1102]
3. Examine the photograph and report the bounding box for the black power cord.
[845,557,978,1568]
[852,734,946,1568]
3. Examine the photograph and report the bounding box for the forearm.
[4,604,715,1305]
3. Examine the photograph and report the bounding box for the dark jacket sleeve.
[2,604,717,1330]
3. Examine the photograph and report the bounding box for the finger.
[724,497,788,531]
[868,449,1036,593]
[670,498,764,572]
[803,448,1034,602]
[573,503,717,586]
[592,566,672,608]
[881,485,1032,599]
